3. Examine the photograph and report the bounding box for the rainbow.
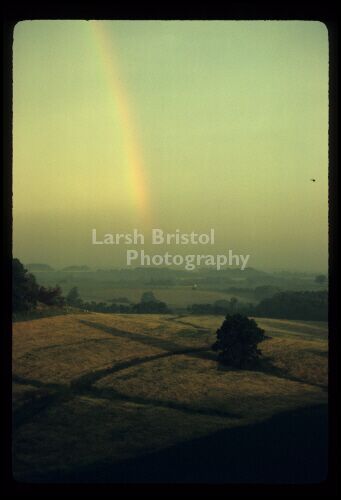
[90,20,151,226]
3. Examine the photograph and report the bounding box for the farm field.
[34,277,256,307]
[79,285,255,306]
[12,313,328,482]
[53,283,254,308]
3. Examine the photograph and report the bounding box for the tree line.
[13,258,327,320]
[12,259,170,315]
[13,258,65,312]
[188,290,327,321]
[66,287,170,314]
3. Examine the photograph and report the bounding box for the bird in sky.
[310,178,316,182]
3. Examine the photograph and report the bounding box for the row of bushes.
[188,290,328,321]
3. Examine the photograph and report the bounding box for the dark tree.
[140,291,157,303]
[133,300,170,314]
[229,297,238,312]
[12,258,39,312]
[315,274,327,285]
[212,314,266,368]
[214,299,230,313]
[38,285,65,306]
[66,287,83,307]
[254,285,281,300]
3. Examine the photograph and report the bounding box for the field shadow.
[79,319,192,352]
[78,319,213,360]
[87,384,241,420]
[216,356,327,389]
[21,404,328,483]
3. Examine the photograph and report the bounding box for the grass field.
[71,284,256,307]
[12,313,328,482]
[33,274,256,307]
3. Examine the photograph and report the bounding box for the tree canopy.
[212,314,266,369]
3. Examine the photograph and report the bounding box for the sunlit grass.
[12,312,328,480]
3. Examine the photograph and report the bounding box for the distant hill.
[26,263,54,271]
[61,265,91,272]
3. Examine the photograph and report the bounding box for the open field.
[77,285,256,307]
[34,278,257,307]
[12,313,328,482]
[30,273,256,309]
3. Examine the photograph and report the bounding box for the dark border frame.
[2,3,338,497]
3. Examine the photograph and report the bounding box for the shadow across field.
[25,404,328,484]
[13,317,327,431]
[79,319,327,390]
[78,319,210,353]
[166,315,211,334]
[88,384,241,419]
[216,357,328,390]
[13,315,328,483]
[12,375,73,428]
[70,350,206,390]
[12,340,240,430]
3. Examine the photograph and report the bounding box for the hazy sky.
[13,20,328,271]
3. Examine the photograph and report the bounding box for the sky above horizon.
[13,20,328,272]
